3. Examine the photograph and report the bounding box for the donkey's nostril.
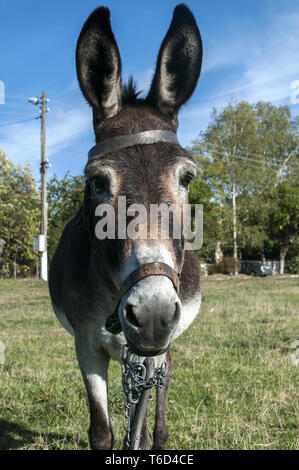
[125,304,140,328]
[161,301,181,327]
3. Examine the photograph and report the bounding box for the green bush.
[287,255,299,274]
[222,256,241,274]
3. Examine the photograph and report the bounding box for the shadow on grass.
[0,419,88,450]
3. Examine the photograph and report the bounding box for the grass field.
[0,275,298,450]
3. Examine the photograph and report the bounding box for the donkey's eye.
[180,172,194,188]
[93,175,108,193]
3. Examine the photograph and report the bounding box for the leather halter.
[105,262,180,335]
[120,262,180,297]
[88,130,179,160]
[87,129,182,335]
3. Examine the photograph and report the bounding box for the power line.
[47,145,85,155]
[0,110,34,116]
[197,150,293,175]
[193,141,298,170]
[191,140,298,164]
[199,157,285,175]
[5,92,29,98]
[50,99,74,108]
[0,139,86,156]
[200,149,279,168]
[0,103,35,109]
[5,93,74,108]
[0,117,39,128]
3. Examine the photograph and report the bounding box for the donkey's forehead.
[84,143,196,178]
[94,105,175,141]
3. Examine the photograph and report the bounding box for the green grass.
[0,275,298,449]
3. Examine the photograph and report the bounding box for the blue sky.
[0,0,299,181]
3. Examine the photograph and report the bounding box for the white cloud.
[234,13,299,103]
[177,12,299,146]
[2,11,299,167]
[0,103,92,175]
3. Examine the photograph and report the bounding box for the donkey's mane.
[122,76,143,106]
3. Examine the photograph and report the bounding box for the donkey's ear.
[146,4,202,124]
[76,7,122,122]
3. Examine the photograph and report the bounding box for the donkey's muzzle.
[105,261,180,336]
[123,296,181,356]
[117,275,181,356]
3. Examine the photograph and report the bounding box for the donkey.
[49,4,202,450]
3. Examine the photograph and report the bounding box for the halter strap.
[105,261,180,335]
[88,128,181,335]
[120,261,180,298]
[88,130,179,160]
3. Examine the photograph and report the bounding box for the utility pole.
[29,92,50,281]
[40,91,48,281]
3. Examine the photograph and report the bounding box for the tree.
[268,183,299,274]
[254,103,298,187]
[47,172,85,260]
[190,101,299,270]
[189,176,223,263]
[0,150,40,277]
[191,100,259,272]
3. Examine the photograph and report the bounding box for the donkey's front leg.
[152,351,171,450]
[75,335,113,450]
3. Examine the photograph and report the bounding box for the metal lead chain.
[121,345,167,446]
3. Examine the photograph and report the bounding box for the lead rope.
[121,345,167,450]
